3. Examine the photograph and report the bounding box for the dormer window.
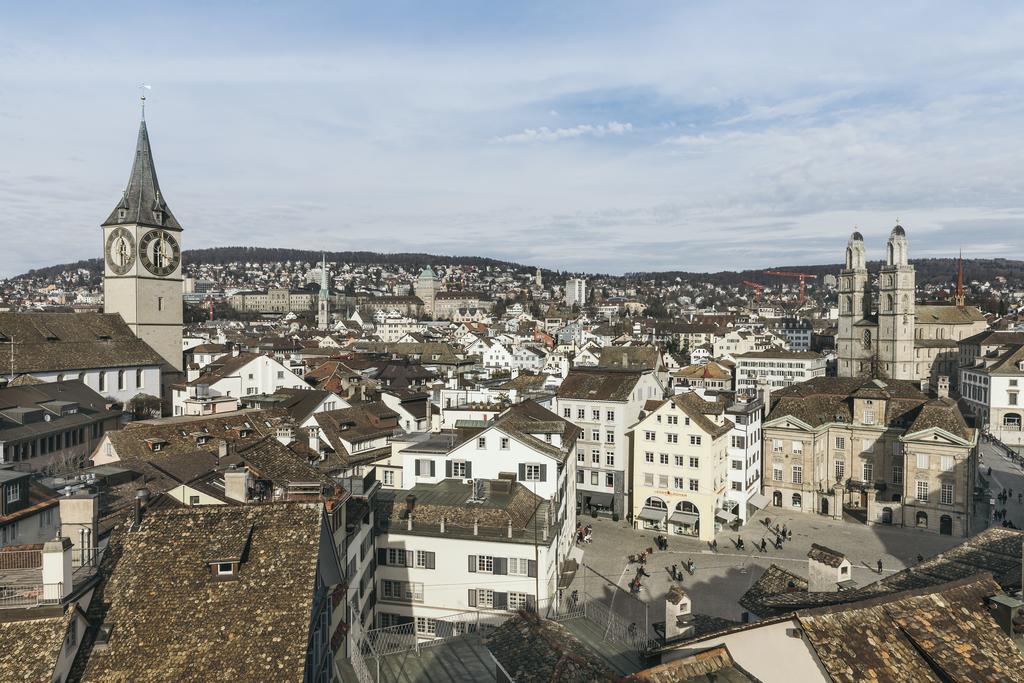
[209,560,239,580]
[118,209,127,220]
[216,562,234,575]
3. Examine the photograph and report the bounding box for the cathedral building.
[101,113,184,372]
[837,225,986,387]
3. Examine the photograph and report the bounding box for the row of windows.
[578,450,615,467]
[643,452,701,468]
[381,580,423,603]
[641,473,700,491]
[563,406,616,422]
[643,431,702,445]
[3,424,99,462]
[578,469,616,488]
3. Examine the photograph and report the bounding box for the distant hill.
[628,258,1024,287]
[14,246,529,280]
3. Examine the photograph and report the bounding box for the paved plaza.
[572,503,971,626]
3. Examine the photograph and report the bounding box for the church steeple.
[955,250,966,308]
[102,119,180,230]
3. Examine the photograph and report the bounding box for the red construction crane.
[742,280,766,302]
[764,271,818,304]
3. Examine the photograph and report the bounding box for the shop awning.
[715,508,739,524]
[638,506,667,523]
[748,492,770,509]
[584,491,614,508]
[669,511,699,525]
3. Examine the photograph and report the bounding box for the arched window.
[57,373,65,383]
[887,242,895,264]
[885,294,894,312]
[916,511,928,528]
[792,493,802,508]
[843,296,852,314]
[863,330,872,349]
[772,491,782,507]
[645,496,667,510]
[117,370,126,391]
[1004,413,1022,428]
[675,501,698,513]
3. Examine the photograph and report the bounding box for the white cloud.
[491,121,633,144]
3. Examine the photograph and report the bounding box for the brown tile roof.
[668,392,733,439]
[625,645,755,682]
[798,575,1024,683]
[596,346,661,370]
[740,528,1024,619]
[766,377,973,440]
[484,610,619,682]
[81,503,324,682]
[314,401,399,467]
[0,313,166,374]
[493,400,580,464]
[807,543,846,568]
[915,304,987,324]
[238,436,335,486]
[0,604,84,682]
[557,368,645,402]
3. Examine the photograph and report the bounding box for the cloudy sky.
[2,2,1024,277]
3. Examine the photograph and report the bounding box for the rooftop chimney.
[224,466,250,503]
[42,537,74,602]
[664,585,694,641]
[133,488,149,528]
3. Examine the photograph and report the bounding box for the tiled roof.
[0,313,166,374]
[80,503,324,681]
[915,305,987,324]
[596,346,661,370]
[766,377,972,440]
[798,575,1024,683]
[238,436,335,486]
[807,543,846,568]
[0,605,83,681]
[484,610,619,682]
[740,528,1024,619]
[557,368,644,402]
[668,392,733,439]
[625,645,755,682]
[493,400,580,464]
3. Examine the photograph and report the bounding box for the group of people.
[654,534,669,551]
[575,523,593,544]
[992,489,1019,529]
[669,559,695,581]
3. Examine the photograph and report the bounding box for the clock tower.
[102,115,183,371]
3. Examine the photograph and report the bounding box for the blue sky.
[2,1,1024,276]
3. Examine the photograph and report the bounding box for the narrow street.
[979,440,1024,530]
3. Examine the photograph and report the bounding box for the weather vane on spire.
[139,83,152,120]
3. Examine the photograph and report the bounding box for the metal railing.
[0,549,42,571]
[0,582,62,608]
[365,609,509,658]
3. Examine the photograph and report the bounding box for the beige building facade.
[629,391,733,542]
[763,377,976,536]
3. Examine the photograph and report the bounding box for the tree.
[126,393,163,420]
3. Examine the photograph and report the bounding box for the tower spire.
[955,249,965,308]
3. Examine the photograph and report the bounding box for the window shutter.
[416,459,424,476]
[518,464,526,481]
[406,550,414,567]
[377,548,388,566]
[539,464,547,482]
[525,594,536,612]
[468,589,477,607]
[430,460,436,477]
[494,592,508,610]
[468,555,477,573]
[527,560,537,578]
[465,461,473,479]
[446,460,452,477]
[494,557,507,575]
[426,551,436,570]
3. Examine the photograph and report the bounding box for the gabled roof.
[102,120,181,230]
[80,504,323,681]
[238,436,334,487]
[0,603,85,682]
[557,367,645,402]
[0,313,166,374]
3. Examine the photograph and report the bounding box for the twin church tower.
[101,113,184,371]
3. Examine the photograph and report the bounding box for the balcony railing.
[0,549,42,572]
[0,583,63,608]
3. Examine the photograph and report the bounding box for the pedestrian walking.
[671,564,678,580]
[877,559,883,574]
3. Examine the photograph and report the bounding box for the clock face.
[105,227,136,275]
[139,229,181,276]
